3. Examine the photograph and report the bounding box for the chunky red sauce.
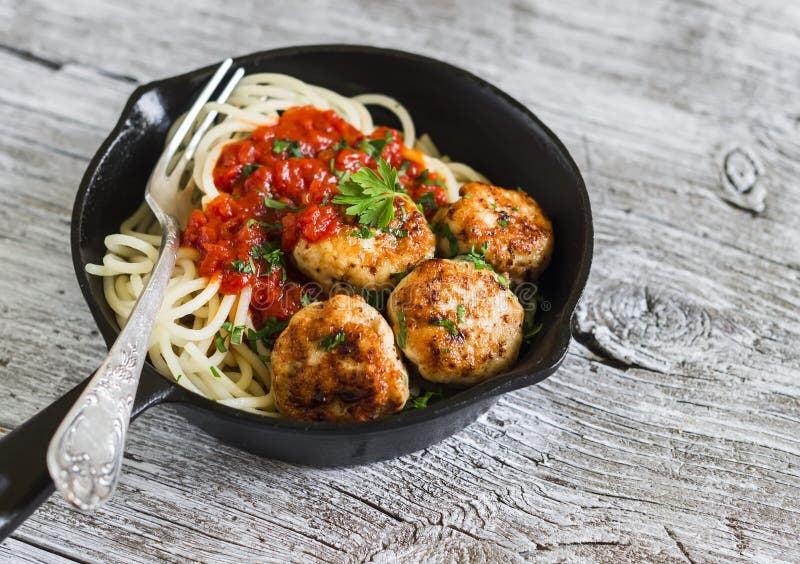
[182,106,447,326]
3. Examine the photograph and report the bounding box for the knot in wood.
[719,146,766,213]
[573,282,711,373]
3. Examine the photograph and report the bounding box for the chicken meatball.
[292,197,435,292]
[387,258,524,385]
[270,294,410,421]
[432,183,554,282]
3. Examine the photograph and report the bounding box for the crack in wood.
[664,526,697,564]
[0,44,62,71]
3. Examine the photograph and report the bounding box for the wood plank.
[0,0,799,561]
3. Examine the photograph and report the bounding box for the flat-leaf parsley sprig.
[332,159,416,229]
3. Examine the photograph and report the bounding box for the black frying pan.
[0,45,593,540]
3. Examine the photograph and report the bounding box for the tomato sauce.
[182,106,447,325]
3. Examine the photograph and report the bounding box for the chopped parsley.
[318,330,346,351]
[358,130,392,159]
[396,309,407,348]
[214,331,227,353]
[359,287,392,310]
[329,158,345,178]
[418,191,436,211]
[384,227,408,239]
[418,169,445,187]
[272,138,302,158]
[332,137,350,151]
[431,317,460,336]
[300,294,317,307]
[390,270,410,284]
[406,390,440,409]
[350,225,375,239]
[457,242,509,287]
[263,197,304,212]
[456,304,466,323]
[459,242,492,270]
[433,222,459,257]
[398,161,411,175]
[497,210,511,228]
[175,374,182,382]
[332,159,414,229]
[241,163,262,179]
[247,317,289,347]
[250,240,284,275]
[230,257,256,275]
[231,324,245,345]
[523,318,543,343]
[210,366,223,379]
[214,322,247,352]
[246,218,281,232]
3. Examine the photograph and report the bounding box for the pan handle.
[0,368,172,541]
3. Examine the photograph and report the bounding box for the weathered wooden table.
[1,0,798,561]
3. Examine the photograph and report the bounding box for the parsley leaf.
[210,366,223,379]
[457,304,466,323]
[273,138,302,158]
[300,294,317,307]
[318,330,346,351]
[332,159,414,229]
[396,309,407,348]
[498,219,509,227]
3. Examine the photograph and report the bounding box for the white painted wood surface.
[1,0,799,561]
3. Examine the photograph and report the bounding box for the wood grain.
[1,0,799,561]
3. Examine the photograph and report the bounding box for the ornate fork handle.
[46,217,179,511]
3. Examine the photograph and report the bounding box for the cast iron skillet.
[0,45,592,540]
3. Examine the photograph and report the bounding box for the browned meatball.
[431,183,554,282]
[270,294,410,421]
[292,197,435,291]
[387,258,524,385]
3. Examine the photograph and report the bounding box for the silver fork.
[46,59,242,511]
